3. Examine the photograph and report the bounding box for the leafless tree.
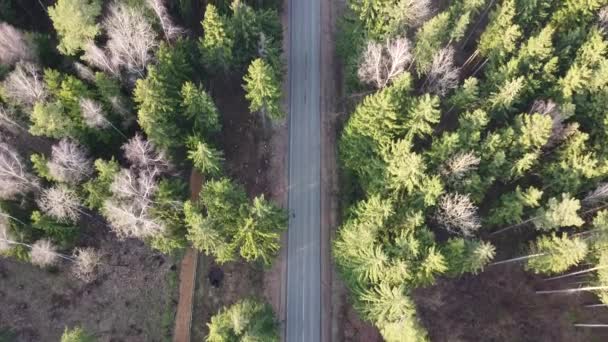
[30,239,59,268]
[0,105,26,133]
[600,6,608,32]
[440,151,480,180]
[104,168,165,239]
[79,98,110,129]
[38,185,82,223]
[0,216,12,253]
[529,99,567,147]
[104,2,158,76]
[2,62,47,107]
[122,134,170,172]
[48,139,93,184]
[358,36,412,88]
[584,183,608,205]
[72,247,102,282]
[0,143,38,200]
[82,42,120,76]
[435,193,481,236]
[425,46,460,97]
[393,0,432,28]
[73,62,96,82]
[146,0,184,41]
[0,22,35,65]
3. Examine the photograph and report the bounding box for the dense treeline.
[0,0,283,337]
[336,0,608,340]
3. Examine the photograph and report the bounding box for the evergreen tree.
[186,137,224,177]
[243,58,284,120]
[200,4,234,71]
[526,233,588,275]
[534,193,584,231]
[206,298,279,342]
[60,327,95,342]
[48,0,102,55]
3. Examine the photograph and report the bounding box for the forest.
[0,0,284,340]
[335,0,608,341]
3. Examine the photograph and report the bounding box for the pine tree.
[404,94,441,141]
[186,138,224,177]
[200,4,234,71]
[48,0,102,55]
[206,298,279,342]
[526,233,588,275]
[534,193,584,231]
[181,82,221,138]
[134,41,193,150]
[243,58,284,120]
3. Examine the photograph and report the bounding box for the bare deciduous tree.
[48,139,94,184]
[358,36,412,88]
[122,134,170,171]
[104,168,165,239]
[79,98,110,129]
[104,2,158,76]
[0,217,12,252]
[0,22,34,65]
[38,185,82,223]
[425,46,460,97]
[82,42,120,76]
[2,62,47,107]
[0,105,26,133]
[0,143,38,200]
[73,62,96,82]
[440,152,480,180]
[393,0,432,28]
[72,247,102,282]
[600,6,608,32]
[584,183,608,205]
[30,239,59,268]
[146,0,184,41]
[435,193,481,236]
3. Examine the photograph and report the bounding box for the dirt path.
[172,170,203,342]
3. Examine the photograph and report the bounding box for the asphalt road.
[286,0,321,340]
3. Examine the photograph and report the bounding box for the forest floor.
[0,225,180,342]
[189,73,288,340]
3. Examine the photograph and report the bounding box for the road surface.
[286,0,322,340]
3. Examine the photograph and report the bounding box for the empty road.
[286,0,321,340]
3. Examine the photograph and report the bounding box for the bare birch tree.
[104,2,158,76]
[2,62,47,107]
[584,183,608,205]
[600,6,608,33]
[121,134,170,172]
[82,42,120,76]
[0,105,26,133]
[358,36,412,88]
[38,185,82,223]
[72,247,102,282]
[425,46,460,97]
[73,62,96,82]
[0,22,35,65]
[30,239,59,268]
[435,193,481,236]
[440,151,480,180]
[145,0,184,41]
[48,139,94,184]
[392,0,432,28]
[0,218,12,253]
[103,168,164,239]
[0,143,38,200]
[79,98,110,129]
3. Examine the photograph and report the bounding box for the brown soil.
[414,264,608,342]
[0,234,178,342]
[172,247,198,342]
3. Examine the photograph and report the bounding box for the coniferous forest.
[336,0,608,340]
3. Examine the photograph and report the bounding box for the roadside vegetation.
[0,0,283,339]
[336,0,608,340]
